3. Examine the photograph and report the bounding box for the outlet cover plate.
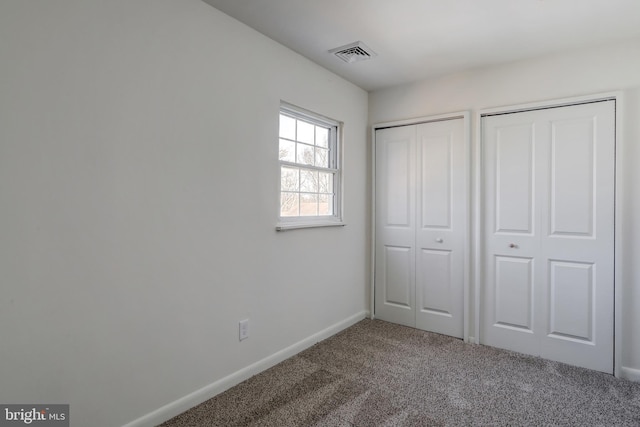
[239,319,249,341]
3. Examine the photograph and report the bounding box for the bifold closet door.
[481,101,615,373]
[375,118,465,338]
[375,125,416,328]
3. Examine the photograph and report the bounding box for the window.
[277,103,343,230]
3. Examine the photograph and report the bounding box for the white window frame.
[276,102,344,231]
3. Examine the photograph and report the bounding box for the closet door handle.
[509,243,518,249]
[435,238,444,243]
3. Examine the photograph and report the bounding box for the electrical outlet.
[239,319,249,341]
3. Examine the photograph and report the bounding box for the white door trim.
[473,91,623,377]
[371,111,471,341]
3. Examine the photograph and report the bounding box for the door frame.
[473,92,624,377]
[371,111,472,340]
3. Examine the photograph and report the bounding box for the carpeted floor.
[160,319,640,426]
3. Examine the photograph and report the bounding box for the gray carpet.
[160,319,640,426]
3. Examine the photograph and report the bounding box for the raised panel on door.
[417,248,452,313]
[494,256,534,332]
[385,140,412,227]
[482,100,615,374]
[415,119,465,338]
[549,117,595,237]
[482,254,540,356]
[419,133,451,229]
[495,124,535,235]
[375,126,416,327]
[382,245,413,308]
[548,260,594,342]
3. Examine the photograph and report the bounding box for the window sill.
[276,221,346,231]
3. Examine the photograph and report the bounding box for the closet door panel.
[481,101,615,373]
[375,118,466,338]
[374,126,416,327]
[415,119,465,338]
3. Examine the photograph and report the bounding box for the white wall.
[369,37,640,377]
[0,1,369,426]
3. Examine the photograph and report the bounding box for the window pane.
[279,138,295,162]
[297,120,314,144]
[318,172,333,194]
[315,127,329,148]
[300,169,318,193]
[296,143,314,165]
[280,192,299,217]
[279,114,295,140]
[281,167,299,191]
[315,147,329,168]
[279,105,340,223]
[318,194,333,216]
[300,193,318,216]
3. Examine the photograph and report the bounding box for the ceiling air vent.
[329,41,377,63]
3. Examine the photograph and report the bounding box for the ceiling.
[203,0,640,92]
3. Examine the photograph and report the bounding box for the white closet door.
[375,118,465,338]
[414,120,465,338]
[482,101,615,373]
[375,125,417,327]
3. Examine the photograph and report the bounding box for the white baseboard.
[620,366,640,382]
[122,310,369,427]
